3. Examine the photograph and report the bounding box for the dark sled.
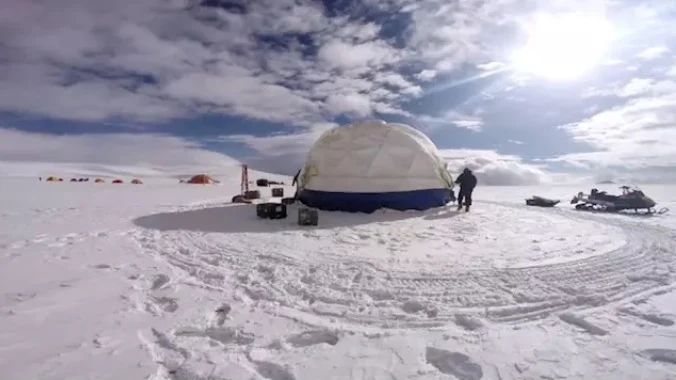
[526,195,560,207]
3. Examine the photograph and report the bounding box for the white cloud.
[636,46,670,60]
[163,73,323,125]
[213,122,338,175]
[1,0,675,182]
[333,21,382,42]
[553,76,676,178]
[583,78,676,98]
[324,94,372,117]
[0,0,576,126]
[317,39,399,72]
[419,110,484,131]
[0,128,238,169]
[219,122,336,157]
[219,124,553,185]
[415,69,437,82]
[616,78,664,97]
[440,149,552,186]
[668,65,676,77]
[477,61,508,71]
[2,0,409,125]
[374,73,423,96]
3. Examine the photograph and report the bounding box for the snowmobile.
[570,186,669,215]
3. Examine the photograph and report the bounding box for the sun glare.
[510,12,614,81]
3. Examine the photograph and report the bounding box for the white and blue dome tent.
[296,120,454,213]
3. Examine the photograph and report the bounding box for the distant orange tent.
[46,176,58,182]
[186,174,217,184]
[112,179,123,184]
[95,178,105,183]
[131,179,143,185]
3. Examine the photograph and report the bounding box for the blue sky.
[0,0,675,184]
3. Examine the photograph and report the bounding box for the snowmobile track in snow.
[132,201,676,329]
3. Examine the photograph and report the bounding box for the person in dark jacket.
[292,169,302,200]
[455,168,477,211]
[292,169,301,187]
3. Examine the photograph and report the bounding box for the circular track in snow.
[133,201,676,328]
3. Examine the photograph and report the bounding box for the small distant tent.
[46,176,58,182]
[187,174,216,184]
[95,178,105,183]
[296,120,454,213]
[131,179,143,185]
[70,178,78,182]
[112,179,123,184]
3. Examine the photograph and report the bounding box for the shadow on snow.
[132,203,462,234]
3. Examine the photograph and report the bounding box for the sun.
[510,12,614,81]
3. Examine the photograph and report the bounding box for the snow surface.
[1,171,676,380]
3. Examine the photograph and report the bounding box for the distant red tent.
[186,174,218,184]
[112,179,123,184]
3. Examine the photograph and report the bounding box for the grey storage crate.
[297,207,318,226]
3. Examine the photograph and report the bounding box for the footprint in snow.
[8,240,29,249]
[401,300,426,314]
[639,313,674,326]
[150,328,190,359]
[559,313,608,336]
[640,349,676,365]
[147,296,179,313]
[166,367,224,380]
[618,307,675,327]
[252,360,296,380]
[286,330,339,348]
[92,334,116,349]
[175,326,254,346]
[454,314,484,331]
[425,347,483,380]
[215,303,231,326]
[6,292,37,304]
[151,274,171,290]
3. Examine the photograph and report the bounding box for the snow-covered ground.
[1,172,676,380]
